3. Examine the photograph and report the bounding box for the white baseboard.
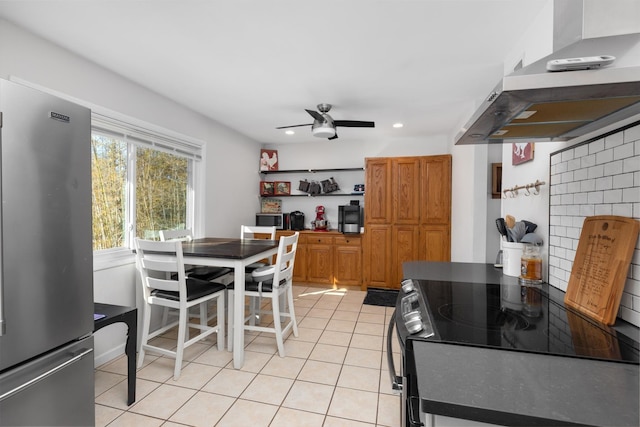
[94,343,126,368]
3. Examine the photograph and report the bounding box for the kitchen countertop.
[403,261,640,427]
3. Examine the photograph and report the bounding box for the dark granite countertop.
[403,261,640,427]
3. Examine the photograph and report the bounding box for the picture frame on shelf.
[274,181,291,195]
[259,149,279,171]
[260,181,275,196]
[261,198,282,213]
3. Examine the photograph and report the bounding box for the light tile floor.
[95,285,402,427]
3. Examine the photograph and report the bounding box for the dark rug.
[363,287,399,307]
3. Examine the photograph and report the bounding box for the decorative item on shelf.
[512,142,534,165]
[352,184,364,194]
[260,181,275,196]
[259,149,278,171]
[274,181,291,195]
[321,177,339,193]
[261,198,282,213]
[298,179,310,192]
[308,181,321,195]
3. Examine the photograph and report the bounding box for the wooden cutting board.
[564,215,639,325]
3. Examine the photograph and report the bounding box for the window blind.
[92,113,202,161]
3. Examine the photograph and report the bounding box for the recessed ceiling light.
[393,123,404,128]
[285,130,295,135]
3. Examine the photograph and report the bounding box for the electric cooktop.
[405,279,640,364]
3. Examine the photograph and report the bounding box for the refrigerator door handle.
[0,348,93,402]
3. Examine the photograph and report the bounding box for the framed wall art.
[259,149,279,171]
[274,181,291,195]
[512,142,534,165]
[260,181,275,196]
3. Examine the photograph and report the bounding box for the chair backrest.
[271,232,299,288]
[240,225,276,240]
[135,238,187,301]
[159,228,194,242]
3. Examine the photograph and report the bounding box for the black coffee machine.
[290,211,305,230]
[338,204,363,234]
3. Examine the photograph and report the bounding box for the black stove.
[398,279,639,364]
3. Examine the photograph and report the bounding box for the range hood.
[455,32,640,145]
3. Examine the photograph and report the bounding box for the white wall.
[0,18,262,365]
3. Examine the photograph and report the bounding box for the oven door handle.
[386,309,403,394]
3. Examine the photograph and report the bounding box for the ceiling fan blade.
[276,123,312,129]
[305,109,325,122]
[334,120,375,128]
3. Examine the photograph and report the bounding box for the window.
[91,114,202,254]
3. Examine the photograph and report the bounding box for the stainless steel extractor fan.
[277,103,375,140]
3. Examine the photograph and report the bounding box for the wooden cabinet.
[277,230,362,286]
[363,155,451,289]
[306,235,334,284]
[334,236,362,286]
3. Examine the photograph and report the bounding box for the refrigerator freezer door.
[0,336,95,426]
[0,80,94,371]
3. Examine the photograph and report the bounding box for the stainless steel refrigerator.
[0,79,95,426]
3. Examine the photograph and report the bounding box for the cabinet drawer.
[334,236,362,246]
[307,235,334,245]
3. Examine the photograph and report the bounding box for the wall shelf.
[260,167,364,175]
[261,193,364,198]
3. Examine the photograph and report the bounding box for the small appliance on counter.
[338,203,363,234]
[255,212,287,229]
[290,210,305,230]
[312,205,328,231]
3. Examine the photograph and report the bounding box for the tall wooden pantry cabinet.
[362,155,451,289]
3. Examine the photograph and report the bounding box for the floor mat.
[363,287,399,307]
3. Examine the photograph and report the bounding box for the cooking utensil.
[495,218,508,239]
[523,220,538,233]
[521,233,543,245]
[511,221,527,242]
[505,215,516,229]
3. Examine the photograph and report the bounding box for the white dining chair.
[240,225,277,273]
[135,238,226,380]
[227,232,299,356]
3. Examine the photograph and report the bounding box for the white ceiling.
[0,0,550,145]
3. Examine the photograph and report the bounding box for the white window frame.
[8,77,206,271]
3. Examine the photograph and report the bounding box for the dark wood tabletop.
[181,237,279,259]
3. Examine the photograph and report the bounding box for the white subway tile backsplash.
[604,132,624,148]
[549,123,640,327]
[624,125,640,143]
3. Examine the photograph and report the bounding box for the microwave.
[255,213,288,229]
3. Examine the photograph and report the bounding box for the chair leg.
[287,285,299,337]
[137,303,152,368]
[217,293,225,351]
[227,289,234,351]
[271,292,285,357]
[174,308,188,380]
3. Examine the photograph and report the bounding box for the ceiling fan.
[276,103,375,140]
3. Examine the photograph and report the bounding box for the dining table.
[180,237,279,369]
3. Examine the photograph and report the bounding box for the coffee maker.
[338,204,363,234]
[290,211,305,230]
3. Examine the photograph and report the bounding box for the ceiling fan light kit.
[277,103,374,140]
[312,124,336,138]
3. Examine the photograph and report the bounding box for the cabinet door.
[292,234,307,282]
[420,155,452,224]
[419,225,451,261]
[334,236,362,286]
[306,235,334,284]
[392,157,421,224]
[365,158,391,224]
[363,225,392,289]
[392,225,420,287]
